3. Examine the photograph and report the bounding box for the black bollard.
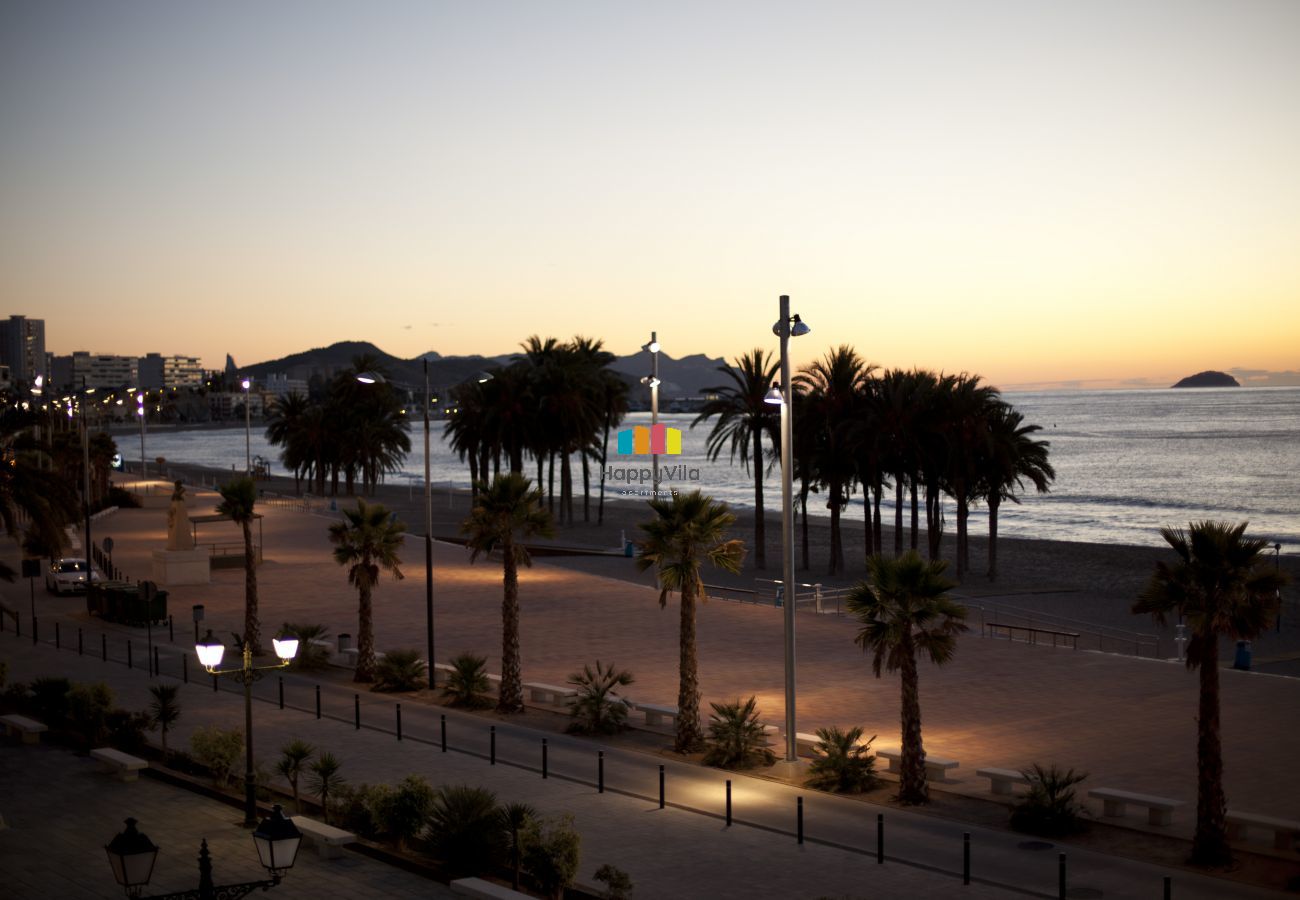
[315,685,321,719]
[127,639,132,669]
[659,765,665,809]
[213,674,218,693]
[153,647,160,677]
[877,813,884,864]
[78,627,83,656]
[55,622,61,650]
[542,739,548,779]
[440,714,447,752]
[963,832,970,885]
[797,796,804,845]
[1163,875,1171,900]
[490,726,496,765]
[32,616,37,645]
[726,780,732,826]
[396,703,402,741]
[598,751,605,793]
[354,694,360,730]
[14,613,19,638]
[168,615,174,642]
[1058,853,1066,900]
[182,654,188,684]
[278,677,284,710]
[102,633,107,662]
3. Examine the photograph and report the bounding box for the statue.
[166,481,193,550]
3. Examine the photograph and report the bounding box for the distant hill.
[1172,370,1240,388]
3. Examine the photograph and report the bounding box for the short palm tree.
[846,551,968,804]
[566,661,634,735]
[147,684,181,758]
[1133,521,1286,866]
[276,739,315,813]
[441,652,492,709]
[702,696,775,770]
[499,801,536,891]
[428,785,505,879]
[306,752,345,825]
[328,499,406,682]
[635,490,746,752]
[807,726,879,794]
[461,473,554,713]
[217,477,262,654]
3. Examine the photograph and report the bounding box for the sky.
[1,0,1298,390]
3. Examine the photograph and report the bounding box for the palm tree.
[939,374,998,580]
[499,802,536,891]
[328,499,406,682]
[693,349,779,569]
[147,684,181,758]
[980,403,1054,580]
[461,473,554,713]
[217,477,262,654]
[1133,521,1286,866]
[0,409,78,580]
[264,392,312,494]
[846,551,967,804]
[306,752,345,825]
[635,490,746,752]
[276,739,315,812]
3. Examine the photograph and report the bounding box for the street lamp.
[136,391,147,478]
[767,294,810,762]
[196,629,298,826]
[105,809,300,899]
[241,378,252,476]
[640,332,661,495]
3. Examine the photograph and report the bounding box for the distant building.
[209,390,266,421]
[139,353,204,390]
[263,373,309,398]
[138,353,165,391]
[56,352,138,390]
[0,315,47,386]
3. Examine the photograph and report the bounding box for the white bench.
[90,747,148,782]
[1088,788,1183,826]
[976,767,1031,796]
[450,877,533,899]
[1226,810,1300,851]
[291,816,356,859]
[523,682,577,705]
[0,714,48,745]
[876,749,959,782]
[633,702,679,727]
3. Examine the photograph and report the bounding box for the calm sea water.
[127,387,1300,549]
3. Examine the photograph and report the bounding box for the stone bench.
[976,767,1031,796]
[450,877,533,899]
[1088,788,1183,826]
[291,816,356,859]
[632,701,679,727]
[875,749,959,782]
[1226,810,1300,851]
[90,747,148,782]
[523,682,578,705]
[1,715,48,745]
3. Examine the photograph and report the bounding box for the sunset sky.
[2,1,1298,389]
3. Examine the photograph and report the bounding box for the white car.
[44,558,104,595]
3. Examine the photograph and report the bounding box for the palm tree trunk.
[581,449,591,523]
[898,641,928,805]
[894,474,904,557]
[561,451,573,525]
[926,480,942,561]
[355,582,375,682]
[987,496,1000,581]
[498,539,524,713]
[752,426,766,569]
[909,475,919,550]
[241,520,261,654]
[547,453,555,514]
[1192,634,1231,865]
[861,476,874,567]
[675,579,703,752]
[872,483,883,556]
[955,485,968,580]
[799,487,810,571]
[598,410,611,524]
[829,481,843,575]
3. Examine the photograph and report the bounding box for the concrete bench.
[1226,810,1300,851]
[90,747,148,782]
[291,816,356,859]
[1088,788,1183,826]
[875,749,959,782]
[633,702,679,727]
[523,682,577,705]
[1,715,48,745]
[450,877,533,899]
[976,767,1031,796]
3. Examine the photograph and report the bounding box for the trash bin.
[338,633,352,653]
[623,540,634,558]
[1233,640,1252,671]
[774,586,784,608]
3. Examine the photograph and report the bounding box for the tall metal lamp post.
[105,809,301,899]
[196,631,298,825]
[241,378,252,476]
[137,391,147,478]
[640,332,661,495]
[764,294,810,762]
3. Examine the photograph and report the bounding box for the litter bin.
[1233,640,1252,671]
[338,633,352,654]
[624,540,634,558]
[774,586,784,608]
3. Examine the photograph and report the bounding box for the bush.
[500,802,536,891]
[67,682,115,749]
[702,696,775,770]
[330,782,386,839]
[523,813,582,900]
[105,709,152,754]
[148,684,181,757]
[281,623,331,671]
[441,653,492,709]
[427,784,504,878]
[594,863,635,899]
[190,726,244,788]
[1010,764,1090,837]
[806,727,879,793]
[374,775,436,849]
[28,676,72,726]
[105,486,141,509]
[373,649,428,693]
[566,661,634,735]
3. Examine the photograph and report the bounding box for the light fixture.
[640,375,661,388]
[241,378,251,390]
[476,370,494,383]
[642,338,660,353]
[104,817,158,895]
[355,372,385,385]
[272,633,299,662]
[30,374,43,396]
[764,383,785,405]
[252,805,302,877]
[791,314,811,337]
[195,629,226,670]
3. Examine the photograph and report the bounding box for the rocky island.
[1171,370,1240,388]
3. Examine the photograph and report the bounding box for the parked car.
[44,558,104,595]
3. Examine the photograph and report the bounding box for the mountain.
[1171,370,1240,388]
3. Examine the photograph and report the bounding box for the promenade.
[2,484,1298,897]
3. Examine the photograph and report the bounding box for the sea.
[125,387,1300,550]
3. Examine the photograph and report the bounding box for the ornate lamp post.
[639,333,661,495]
[105,808,301,899]
[196,631,298,825]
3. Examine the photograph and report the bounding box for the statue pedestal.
[152,549,210,586]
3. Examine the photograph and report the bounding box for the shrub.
[806,727,879,793]
[282,623,331,671]
[702,696,775,770]
[373,649,429,693]
[307,752,345,825]
[566,661,634,735]
[594,863,635,899]
[28,676,72,726]
[523,813,582,900]
[0,660,7,689]
[441,653,492,709]
[105,486,141,509]
[330,783,385,839]
[105,709,152,754]
[189,726,244,788]
[500,802,536,891]
[67,681,115,749]
[427,784,504,878]
[148,685,181,757]
[1010,764,1090,837]
[373,775,436,849]
[276,740,315,813]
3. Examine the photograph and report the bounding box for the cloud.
[1228,368,1300,386]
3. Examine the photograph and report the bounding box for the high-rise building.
[163,355,204,389]
[65,351,138,389]
[0,315,47,386]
